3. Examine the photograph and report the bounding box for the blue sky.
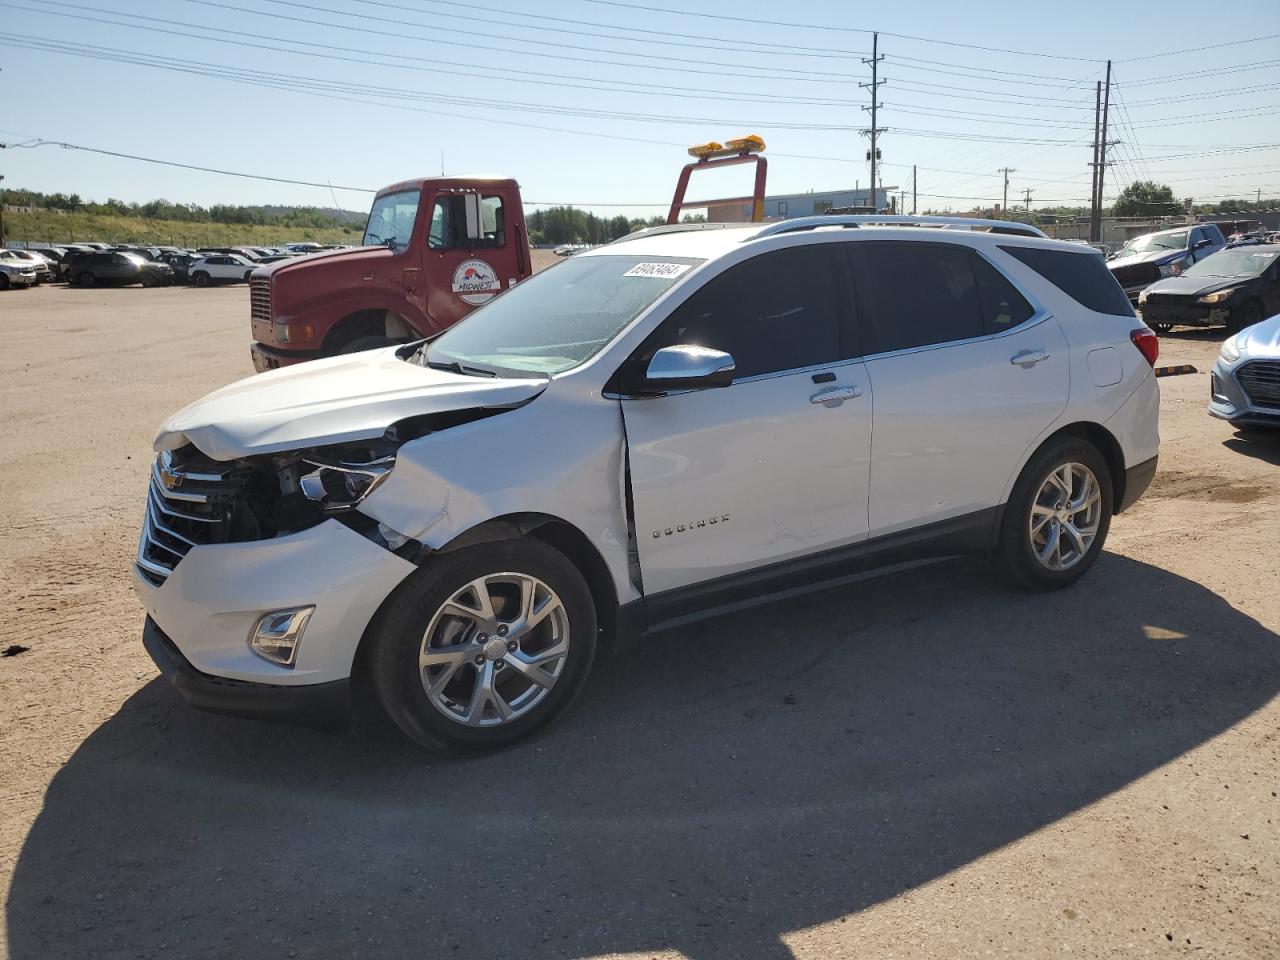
[1,0,1278,218]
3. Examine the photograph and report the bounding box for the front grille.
[1236,360,1280,410]
[1110,261,1160,289]
[136,450,247,586]
[250,276,272,324]
[1140,293,1185,308]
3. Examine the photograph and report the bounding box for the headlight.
[1220,337,1241,363]
[1157,259,1186,277]
[1198,288,1236,305]
[298,451,395,512]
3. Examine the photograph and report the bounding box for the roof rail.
[611,222,754,245]
[749,215,1047,240]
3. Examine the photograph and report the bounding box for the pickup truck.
[1107,223,1226,301]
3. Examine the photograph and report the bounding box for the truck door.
[421,189,525,334]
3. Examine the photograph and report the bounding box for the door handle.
[1010,349,1050,367]
[810,385,862,407]
[362,272,375,281]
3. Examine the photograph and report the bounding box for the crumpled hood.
[1237,310,1280,356]
[1109,249,1184,269]
[1143,275,1242,298]
[155,347,548,460]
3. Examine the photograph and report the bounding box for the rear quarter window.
[1000,245,1135,318]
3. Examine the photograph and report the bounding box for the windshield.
[1120,231,1187,255]
[363,189,420,249]
[423,255,703,376]
[1183,249,1279,279]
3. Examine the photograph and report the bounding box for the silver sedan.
[1210,311,1280,429]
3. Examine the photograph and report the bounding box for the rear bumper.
[1117,455,1158,513]
[143,617,351,731]
[250,341,320,372]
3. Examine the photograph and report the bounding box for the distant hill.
[251,206,367,227]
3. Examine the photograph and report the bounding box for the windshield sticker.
[451,259,502,305]
[623,262,692,279]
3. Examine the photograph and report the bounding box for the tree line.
[0,188,356,229]
[526,206,703,245]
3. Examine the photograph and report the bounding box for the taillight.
[1130,328,1159,367]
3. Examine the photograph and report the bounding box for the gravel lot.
[1,281,1277,960]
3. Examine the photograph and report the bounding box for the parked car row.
[0,241,334,290]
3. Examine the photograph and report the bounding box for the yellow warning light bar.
[725,134,766,154]
[687,140,724,158]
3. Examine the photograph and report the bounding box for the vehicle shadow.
[1224,431,1280,465]
[7,554,1279,959]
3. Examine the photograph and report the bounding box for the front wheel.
[78,271,96,287]
[1228,299,1263,335]
[193,271,210,287]
[997,437,1113,591]
[338,335,397,354]
[370,539,598,752]
[1151,322,1173,335]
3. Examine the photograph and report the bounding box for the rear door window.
[973,255,1035,334]
[849,242,985,353]
[1000,245,1135,317]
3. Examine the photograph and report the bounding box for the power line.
[580,0,1104,61]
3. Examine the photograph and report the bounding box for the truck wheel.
[370,539,598,752]
[996,436,1113,591]
[79,271,96,287]
[338,335,397,354]
[193,271,210,287]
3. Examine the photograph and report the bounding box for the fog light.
[249,606,314,667]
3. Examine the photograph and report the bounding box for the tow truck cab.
[250,177,531,372]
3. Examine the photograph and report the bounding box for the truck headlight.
[1157,259,1186,277]
[299,452,395,513]
[1198,288,1236,305]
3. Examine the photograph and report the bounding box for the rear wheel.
[997,436,1113,591]
[192,271,210,287]
[370,539,597,752]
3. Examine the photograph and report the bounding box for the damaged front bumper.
[133,517,416,724]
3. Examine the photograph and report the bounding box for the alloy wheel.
[1029,462,1102,571]
[419,572,571,727]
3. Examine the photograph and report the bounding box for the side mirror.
[1193,238,1212,250]
[463,193,484,242]
[642,345,736,392]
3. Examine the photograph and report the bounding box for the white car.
[187,254,258,286]
[0,252,38,289]
[135,215,1160,751]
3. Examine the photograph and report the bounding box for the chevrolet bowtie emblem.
[160,467,183,490]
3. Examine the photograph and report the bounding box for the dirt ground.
[1,281,1276,960]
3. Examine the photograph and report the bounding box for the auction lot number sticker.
[623,262,692,279]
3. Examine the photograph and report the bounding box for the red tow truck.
[249,137,767,370]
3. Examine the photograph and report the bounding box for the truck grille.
[1110,261,1160,290]
[1236,360,1280,410]
[250,276,272,324]
[136,450,244,586]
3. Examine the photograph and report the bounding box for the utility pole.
[0,174,5,247]
[1095,61,1113,241]
[861,33,885,213]
[998,167,1016,219]
[912,164,917,215]
[1023,188,1033,213]
[1089,81,1102,241]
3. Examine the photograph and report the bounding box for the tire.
[193,271,210,287]
[1228,299,1263,335]
[338,335,397,354]
[997,436,1113,591]
[0,274,8,291]
[370,538,598,752]
[1152,322,1173,335]
[243,270,253,281]
[79,271,96,287]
